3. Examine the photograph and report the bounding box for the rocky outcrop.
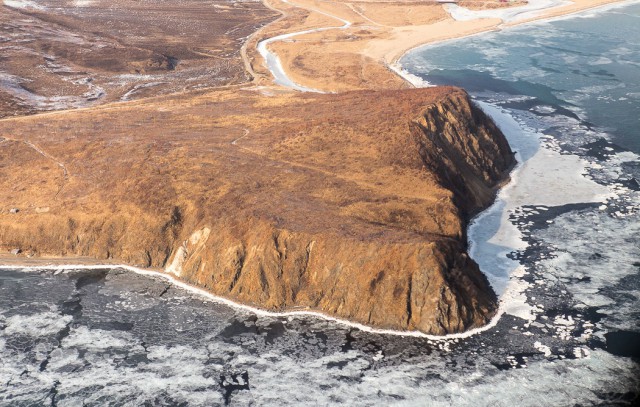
[412,92,514,217]
[0,87,514,335]
[172,226,499,334]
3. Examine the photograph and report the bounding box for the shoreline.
[0,257,502,342]
[388,0,637,72]
[247,0,628,92]
[389,1,625,333]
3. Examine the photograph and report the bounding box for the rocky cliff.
[0,87,514,334]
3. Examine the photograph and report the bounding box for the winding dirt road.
[256,0,352,92]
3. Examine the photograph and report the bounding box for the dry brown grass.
[0,86,514,333]
[0,0,279,118]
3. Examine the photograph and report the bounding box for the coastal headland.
[0,0,623,334]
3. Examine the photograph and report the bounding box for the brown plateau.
[0,86,514,334]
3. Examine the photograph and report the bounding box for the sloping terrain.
[0,86,514,334]
[0,0,278,117]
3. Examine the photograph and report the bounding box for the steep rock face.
[412,92,514,217]
[170,223,498,334]
[0,87,514,334]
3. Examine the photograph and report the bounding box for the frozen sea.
[2,3,640,406]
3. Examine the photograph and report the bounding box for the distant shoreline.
[391,0,637,72]
[388,0,635,88]
[251,0,629,92]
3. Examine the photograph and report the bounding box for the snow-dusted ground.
[3,0,45,10]
[444,0,571,22]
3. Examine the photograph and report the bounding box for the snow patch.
[533,341,552,357]
[444,0,571,23]
[3,0,44,9]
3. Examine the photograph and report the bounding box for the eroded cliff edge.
[0,87,514,335]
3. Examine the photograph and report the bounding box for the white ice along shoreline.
[444,0,572,23]
[387,0,638,84]
[443,0,640,24]
[391,1,640,324]
[257,0,351,92]
[1,263,504,342]
[468,101,613,322]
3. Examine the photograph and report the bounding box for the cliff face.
[0,87,514,335]
[166,224,497,334]
[412,92,514,217]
